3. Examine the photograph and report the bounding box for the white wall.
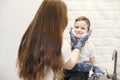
[0,0,42,80]
[0,0,120,80]
[64,0,120,79]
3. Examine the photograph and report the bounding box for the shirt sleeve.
[88,42,95,58]
[62,39,71,63]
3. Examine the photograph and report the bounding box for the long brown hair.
[17,0,68,80]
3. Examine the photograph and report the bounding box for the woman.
[17,0,90,80]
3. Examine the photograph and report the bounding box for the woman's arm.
[63,49,80,70]
[63,29,92,70]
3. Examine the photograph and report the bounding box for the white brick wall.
[64,0,120,79]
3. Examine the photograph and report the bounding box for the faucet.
[107,49,118,80]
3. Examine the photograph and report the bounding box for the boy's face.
[73,21,88,39]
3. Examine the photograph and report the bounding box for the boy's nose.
[77,28,82,31]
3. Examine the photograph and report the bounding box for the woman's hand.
[69,27,77,47]
[74,30,92,50]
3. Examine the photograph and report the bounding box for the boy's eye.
[75,26,87,30]
[75,26,79,29]
[81,27,86,30]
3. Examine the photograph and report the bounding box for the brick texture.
[63,0,120,79]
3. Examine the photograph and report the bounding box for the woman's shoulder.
[62,39,71,63]
[62,39,71,49]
